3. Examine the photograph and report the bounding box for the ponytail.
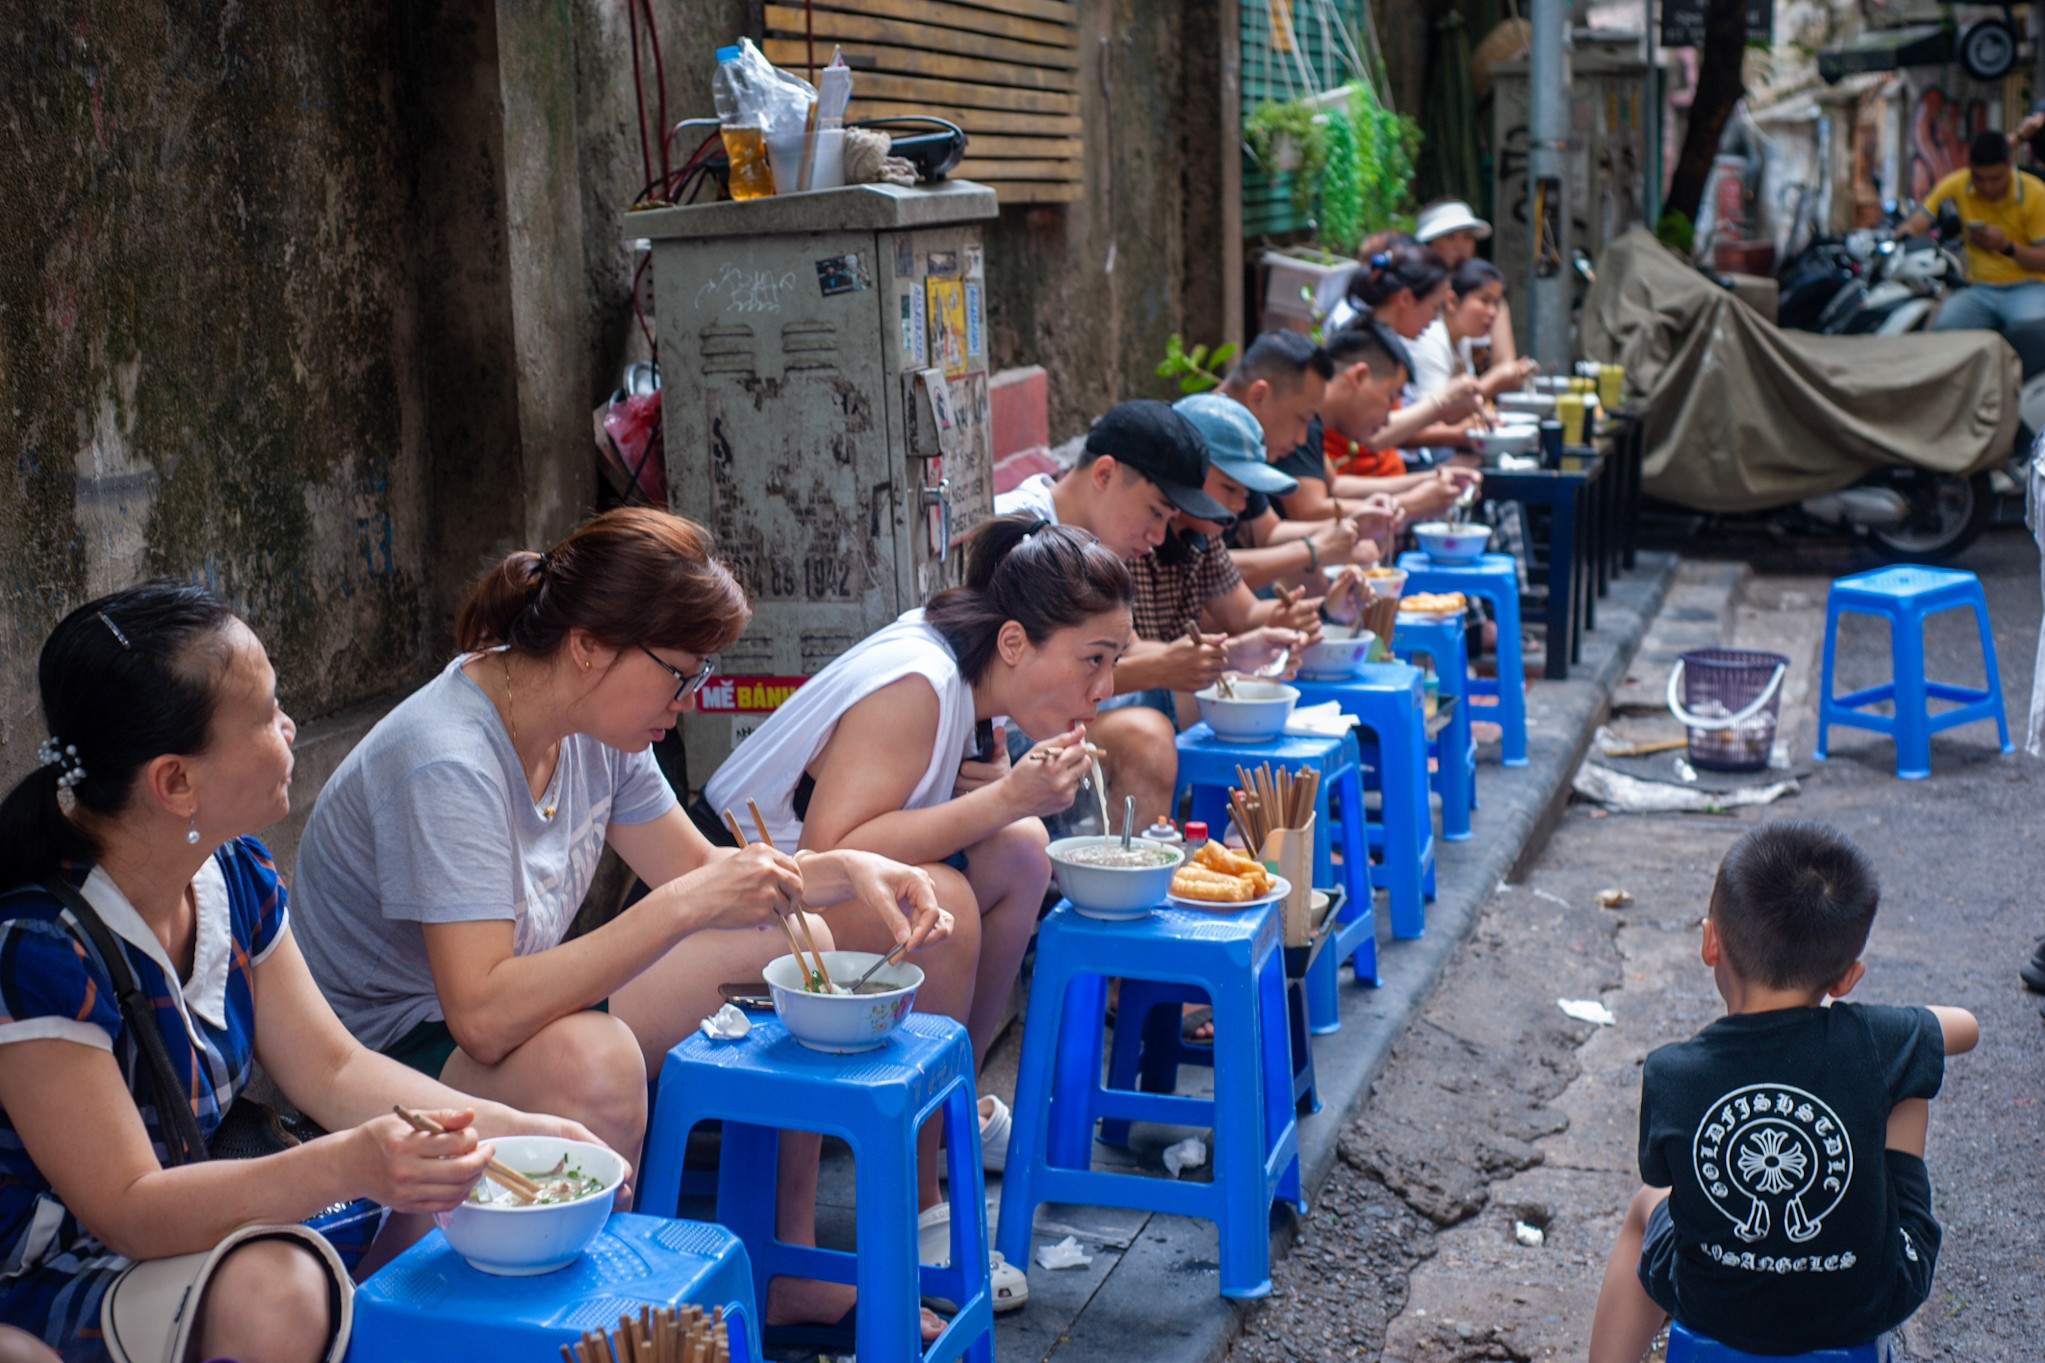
[0,582,237,891]
[1348,244,1450,311]
[924,515,1133,683]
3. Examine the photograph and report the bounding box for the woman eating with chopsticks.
[289,507,950,1342]
[0,582,594,1363]
[702,513,1134,1315]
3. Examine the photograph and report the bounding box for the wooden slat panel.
[846,100,1082,136]
[955,158,1082,181]
[948,134,1083,158]
[805,0,1076,49]
[973,178,1085,203]
[762,39,1078,93]
[857,0,1077,27]
[763,5,1076,70]
[846,72,1077,115]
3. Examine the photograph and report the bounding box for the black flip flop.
[1181,1005,1214,1046]
[762,1304,856,1354]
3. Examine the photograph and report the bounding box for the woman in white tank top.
[705,516,1134,1246]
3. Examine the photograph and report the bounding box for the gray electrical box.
[632,181,999,783]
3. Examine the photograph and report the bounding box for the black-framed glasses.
[640,646,716,702]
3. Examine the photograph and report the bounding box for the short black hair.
[1707,821,1879,992]
[1324,319,1412,381]
[1225,330,1335,391]
[1450,257,1504,296]
[1970,130,2011,167]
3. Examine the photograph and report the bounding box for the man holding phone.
[1901,129,2045,377]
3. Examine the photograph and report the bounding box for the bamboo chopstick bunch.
[560,1303,730,1363]
[392,1106,542,1203]
[1224,762,1319,854]
[722,803,835,992]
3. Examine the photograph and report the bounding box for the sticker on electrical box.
[965,244,984,280]
[894,236,915,277]
[816,253,870,296]
[964,282,984,359]
[926,249,959,278]
[902,289,928,366]
[927,278,967,377]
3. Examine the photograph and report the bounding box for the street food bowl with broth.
[1298,625,1377,680]
[435,1135,626,1275]
[1047,836,1184,919]
[764,950,923,1052]
[1411,522,1492,564]
[1194,680,1300,742]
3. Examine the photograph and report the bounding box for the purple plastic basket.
[1667,649,1790,773]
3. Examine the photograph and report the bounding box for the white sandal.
[978,1093,1013,1173]
[918,1202,1028,1314]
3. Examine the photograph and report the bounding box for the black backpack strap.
[40,876,209,1167]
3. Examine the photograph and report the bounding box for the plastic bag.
[600,391,666,503]
[712,37,815,138]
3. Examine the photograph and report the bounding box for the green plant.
[1349,80,1422,237]
[1156,334,1239,394]
[1319,106,1363,252]
[1656,209,1695,254]
[1245,99,1327,215]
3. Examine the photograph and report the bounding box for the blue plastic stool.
[1666,1321,1887,1362]
[1388,615,1476,839]
[1813,565,2012,779]
[1398,551,1529,766]
[1173,723,1371,958]
[350,1213,759,1362]
[1292,667,1435,940]
[996,901,1301,1298]
[638,1015,993,1363]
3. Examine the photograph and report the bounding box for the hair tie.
[36,738,86,791]
[1369,251,1393,270]
[1018,516,1051,545]
[96,612,131,650]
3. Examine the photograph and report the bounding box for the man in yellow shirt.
[1903,130,2045,375]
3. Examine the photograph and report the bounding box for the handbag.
[41,877,383,1262]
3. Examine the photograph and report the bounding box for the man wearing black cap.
[1901,128,2045,376]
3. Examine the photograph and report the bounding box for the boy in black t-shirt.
[1588,821,1978,1361]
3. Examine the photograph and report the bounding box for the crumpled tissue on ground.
[698,1003,752,1041]
[1514,1220,1546,1246]
[1162,1135,1208,1178]
[1557,998,1616,1027]
[1034,1235,1094,1270]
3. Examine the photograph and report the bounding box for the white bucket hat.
[1415,200,1492,244]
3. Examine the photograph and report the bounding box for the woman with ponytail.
[1337,243,1491,461]
[289,506,948,1344]
[0,583,590,1362]
[703,513,1134,1313]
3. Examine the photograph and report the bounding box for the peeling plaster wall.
[0,4,432,783]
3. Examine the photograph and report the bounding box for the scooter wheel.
[1866,471,1993,562]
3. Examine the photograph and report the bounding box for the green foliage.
[1656,209,1695,254]
[1320,107,1363,252]
[1157,334,1240,394]
[1245,99,1327,215]
[1350,80,1422,238]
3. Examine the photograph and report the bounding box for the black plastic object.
[850,116,967,182]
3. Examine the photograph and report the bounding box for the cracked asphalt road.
[1228,525,2044,1362]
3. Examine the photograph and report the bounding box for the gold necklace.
[502,656,556,819]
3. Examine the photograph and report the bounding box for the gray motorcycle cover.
[1580,229,2018,512]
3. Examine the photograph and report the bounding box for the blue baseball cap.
[1171,394,1299,496]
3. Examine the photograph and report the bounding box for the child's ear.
[1826,959,1867,1000]
[1700,916,1721,967]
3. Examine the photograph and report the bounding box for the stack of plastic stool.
[996,900,1301,1299]
[1398,550,1529,766]
[1388,614,1476,839]
[1666,1321,1886,1362]
[350,1213,758,1361]
[637,1015,993,1363]
[1813,564,2011,779]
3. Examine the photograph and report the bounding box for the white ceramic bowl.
[1497,392,1556,417]
[435,1136,626,1276]
[1468,427,1538,458]
[1046,836,1184,919]
[1356,567,1407,599]
[1195,680,1300,742]
[1298,626,1378,679]
[1412,521,1492,564]
[765,950,924,1053]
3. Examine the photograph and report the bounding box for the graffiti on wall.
[1909,87,1988,201]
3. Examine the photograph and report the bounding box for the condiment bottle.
[1422,667,1440,719]
[1140,818,1183,846]
[1183,820,1209,849]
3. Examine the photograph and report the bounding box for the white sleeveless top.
[702,610,977,848]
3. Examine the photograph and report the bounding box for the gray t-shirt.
[292,656,677,1051]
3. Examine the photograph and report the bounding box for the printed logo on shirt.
[1692,1084,1852,1246]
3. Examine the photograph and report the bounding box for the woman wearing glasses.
[290,507,949,1338]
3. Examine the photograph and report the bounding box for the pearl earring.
[186,811,200,846]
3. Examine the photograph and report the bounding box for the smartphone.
[718,982,774,1010]
[972,717,997,763]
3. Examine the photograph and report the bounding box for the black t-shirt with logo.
[1638,1002,1945,1353]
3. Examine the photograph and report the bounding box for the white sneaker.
[979,1094,1012,1174]
[918,1202,1028,1314]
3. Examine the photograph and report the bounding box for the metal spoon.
[1448,481,1479,528]
[847,941,910,993]
[1120,795,1136,851]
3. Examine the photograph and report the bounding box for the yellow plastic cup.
[1598,363,1624,409]
[1556,392,1586,445]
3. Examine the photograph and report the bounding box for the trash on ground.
[1592,724,1688,758]
[698,1003,752,1041]
[1514,1220,1546,1246]
[1595,888,1633,908]
[1162,1136,1207,1178]
[1557,998,1616,1026]
[1572,760,1800,813]
[1672,756,1698,782]
[1035,1235,1093,1270]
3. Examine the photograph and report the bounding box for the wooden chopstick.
[393,1106,542,1201]
[747,801,837,992]
[722,806,827,989]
